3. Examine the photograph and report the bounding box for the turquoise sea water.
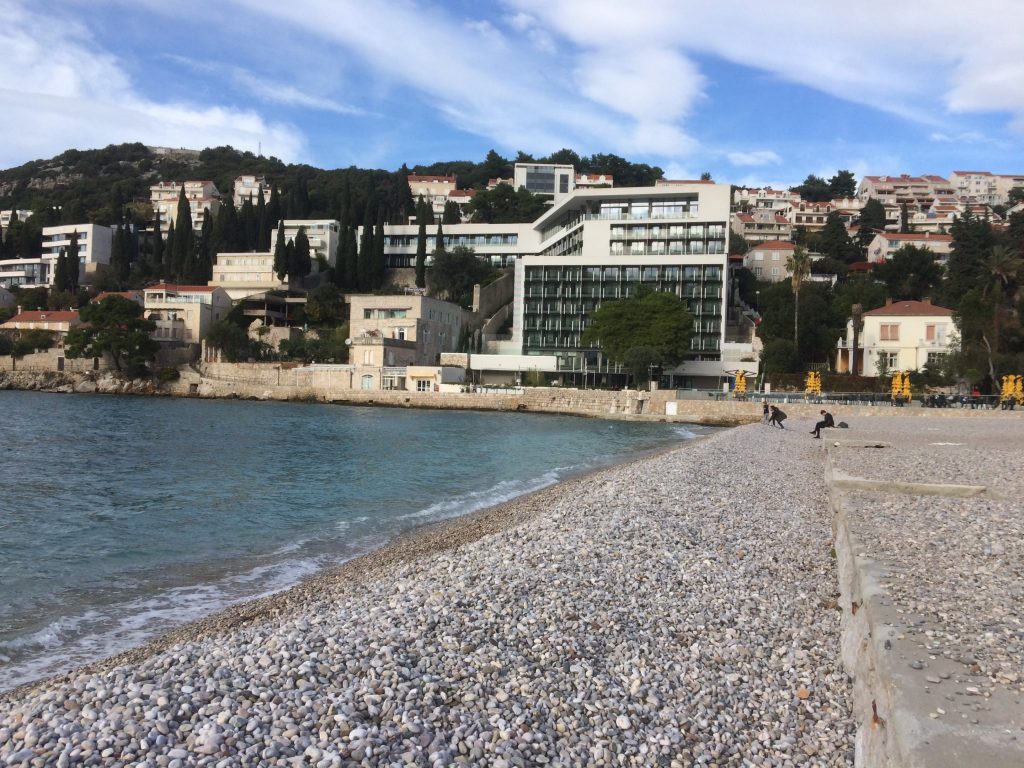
[0,391,706,690]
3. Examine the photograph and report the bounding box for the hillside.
[0,143,664,229]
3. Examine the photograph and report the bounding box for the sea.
[0,390,708,691]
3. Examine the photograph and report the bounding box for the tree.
[728,232,750,256]
[304,283,346,326]
[292,226,312,282]
[65,295,157,376]
[415,211,428,289]
[700,171,712,181]
[581,289,693,373]
[429,246,493,307]
[873,245,942,300]
[828,170,857,198]
[273,220,288,280]
[173,187,193,279]
[463,184,547,223]
[900,202,911,233]
[857,198,886,251]
[1008,187,1024,206]
[195,213,213,283]
[256,188,269,250]
[372,208,386,289]
[786,245,812,347]
[442,200,461,224]
[944,209,995,309]
[357,202,375,291]
[794,174,831,202]
[817,212,859,263]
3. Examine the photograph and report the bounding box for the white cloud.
[228,0,701,161]
[727,150,782,167]
[0,1,306,167]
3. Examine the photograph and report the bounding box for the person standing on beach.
[811,409,835,439]
[762,400,770,423]
[768,405,787,429]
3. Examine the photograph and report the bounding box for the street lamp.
[755,289,760,312]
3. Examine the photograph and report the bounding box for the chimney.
[885,298,893,306]
[922,297,931,305]
[16,305,21,315]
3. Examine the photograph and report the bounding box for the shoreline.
[0,435,701,704]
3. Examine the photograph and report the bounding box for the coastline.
[0,435,699,704]
[0,423,857,765]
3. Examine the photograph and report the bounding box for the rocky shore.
[0,424,855,766]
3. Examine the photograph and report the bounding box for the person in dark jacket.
[768,405,787,429]
[811,409,835,438]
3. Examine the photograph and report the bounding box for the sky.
[1,0,1023,187]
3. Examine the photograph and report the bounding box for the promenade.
[0,414,1021,766]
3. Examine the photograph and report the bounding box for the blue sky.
[2,0,1022,187]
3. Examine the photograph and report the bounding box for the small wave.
[672,425,702,440]
[396,468,569,524]
[0,556,323,692]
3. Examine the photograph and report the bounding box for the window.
[880,323,900,341]
[927,351,947,366]
[416,379,432,392]
[360,374,374,390]
[754,251,764,261]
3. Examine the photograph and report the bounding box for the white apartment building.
[0,210,33,228]
[143,283,232,344]
[513,163,575,200]
[233,175,271,206]
[836,298,955,375]
[731,210,792,243]
[575,173,614,189]
[513,184,733,386]
[372,222,536,269]
[348,294,464,373]
[866,232,953,264]
[0,258,51,289]
[732,187,793,212]
[408,175,457,220]
[283,220,339,267]
[150,180,222,235]
[41,224,113,283]
[209,252,287,301]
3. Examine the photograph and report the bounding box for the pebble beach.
[0,424,857,766]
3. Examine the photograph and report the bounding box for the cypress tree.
[196,213,213,283]
[343,226,358,291]
[293,226,312,282]
[373,207,386,289]
[173,188,193,279]
[295,174,310,217]
[273,221,288,281]
[165,220,176,279]
[66,230,80,290]
[110,223,125,284]
[151,225,164,278]
[357,202,375,291]
[900,202,911,233]
[222,197,241,252]
[435,222,446,257]
[256,188,269,250]
[54,247,69,292]
[333,230,348,289]
[284,241,295,285]
[239,198,256,251]
[266,186,281,238]
[415,213,427,289]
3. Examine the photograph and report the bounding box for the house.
[0,210,33,228]
[93,290,143,305]
[143,284,232,344]
[731,210,792,244]
[835,298,955,375]
[210,252,287,301]
[282,220,339,267]
[575,173,614,189]
[1,309,81,344]
[346,294,465,391]
[150,181,222,236]
[513,163,575,200]
[789,201,834,231]
[743,241,796,282]
[866,232,953,264]
[408,175,457,220]
[41,224,114,285]
[0,258,51,289]
[233,175,271,206]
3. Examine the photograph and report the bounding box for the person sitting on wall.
[811,409,835,439]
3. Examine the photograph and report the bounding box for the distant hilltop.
[147,147,202,158]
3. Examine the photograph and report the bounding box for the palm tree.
[786,246,812,349]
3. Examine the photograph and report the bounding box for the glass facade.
[522,263,723,356]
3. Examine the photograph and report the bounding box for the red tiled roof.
[752,240,795,250]
[737,213,754,222]
[408,175,456,183]
[773,215,789,224]
[4,310,79,324]
[951,170,993,176]
[848,262,873,272]
[881,233,953,242]
[865,299,953,317]
[447,189,478,199]
[93,291,142,303]
[145,283,219,293]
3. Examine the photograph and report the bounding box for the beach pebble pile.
[1,425,855,766]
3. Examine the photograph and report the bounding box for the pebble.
[0,426,856,765]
